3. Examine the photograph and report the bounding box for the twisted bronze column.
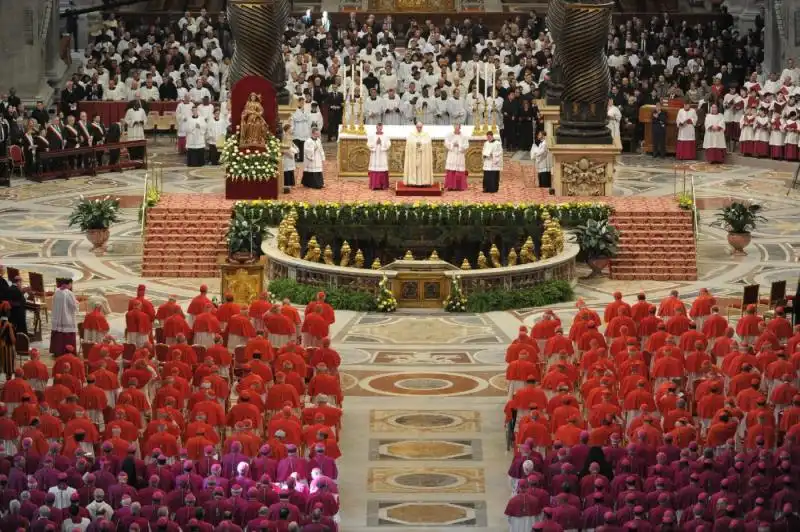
[227,0,292,101]
[556,0,613,145]
[544,0,566,106]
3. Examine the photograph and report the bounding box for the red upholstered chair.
[9,145,24,176]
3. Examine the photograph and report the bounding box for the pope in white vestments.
[368,124,392,190]
[403,122,434,186]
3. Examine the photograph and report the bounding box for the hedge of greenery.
[267,277,573,313]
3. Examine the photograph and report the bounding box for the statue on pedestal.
[556,0,614,145]
[239,92,269,147]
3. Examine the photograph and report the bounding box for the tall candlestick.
[492,66,496,100]
[484,62,488,101]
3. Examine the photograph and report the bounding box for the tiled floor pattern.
[2,141,800,529]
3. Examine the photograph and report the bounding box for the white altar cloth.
[339,125,480,140]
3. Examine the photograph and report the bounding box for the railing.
[32,140,148,182]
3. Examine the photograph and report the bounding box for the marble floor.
[2,143,799,530]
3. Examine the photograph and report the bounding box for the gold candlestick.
[356,98,366,135]
[489,101,498,134]
[472,101,483,135]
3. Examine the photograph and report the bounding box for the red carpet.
[394,182,443,196]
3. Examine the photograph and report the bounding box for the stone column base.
[549,137,621,196]
[538,101,560,137]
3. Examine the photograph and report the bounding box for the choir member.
[281,124,298,188]
[785,111,798,161]
[753,107,771,157]
[702,104,726,164]
[382,88,402,126]
[367,123,391,190]
[364,88,384,126]
[443,124,468,191]
[769,111,785,160]
[482,131,503,193]
[124,101,147,160]
[205,108,227,166]
[185,106,207,167]
[739,107,756,156]
[676,102,698,160]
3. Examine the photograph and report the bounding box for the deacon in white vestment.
[367,123,392,190]
[123,102,147,159]
[185,107,208,167]
[703,104,727,163]
[482,132,503,193]
[444,124,468,190]
[403,122,434,186]
[433,94,450,125]
[206,109,228,165]
[465,91,485,126]
[301,129,325,189]
[50,279,78,356]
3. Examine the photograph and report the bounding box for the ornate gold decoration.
[371,258,382,269]
[403,250,414,260]
[354,249,365,268]
[477,252,489,269]
[239,92,268,147]
[288,233,301,258]
[225,268,260,305]
[507,249,518,266]
[303,236,321,262]
[461,258,472,270]
[561,157,609,196]
[489,245,502,268]
[368,0,455,10]
[429,250,439,261]
[540,212,566,260]
[323,245,335,265]
[520,236,537,264]
[339,241,351,267]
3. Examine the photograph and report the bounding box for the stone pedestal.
[549,136,621,196]
[538,101,560,137]
[219,255,267,305]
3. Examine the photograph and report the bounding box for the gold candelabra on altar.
[355,97,366,135]
[472,100,484,136]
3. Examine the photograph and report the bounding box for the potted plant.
[68,196,121,255]
[711,201,766,255]
[227,212,271,263]
[571,218,620,276]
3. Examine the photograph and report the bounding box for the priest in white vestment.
[367,123,391,190]
[447,91,467,126]
[433,93,450,125]
[466,91,485,126]
[482,131,503,193]
[50,278,78,356]
[675,103,698,160]
[444,124,468,190]
[703,104,726,164]
[124,102,147,160]
[186,106,208,167]
[403,122,434,186]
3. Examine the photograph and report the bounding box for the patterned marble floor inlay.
[340,315,505,344]
[370,439,482,460]
[354,371,504,397]
[370,410,482,433]
[367,501,488,527]
[368,467,485,493]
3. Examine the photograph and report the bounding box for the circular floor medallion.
[390,413,460,430]
[394,378,453,391]
[391,472,463,489]
[360,372,487,396]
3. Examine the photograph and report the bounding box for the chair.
[8,145,24,176]
[15,332,29,369]
[6,267,20,282]
[77,322,85,343]
[28,272,50,323]
[761,280,787,320]
[726,284,761,320]
[155,327,165,345]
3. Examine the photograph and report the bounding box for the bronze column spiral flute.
[227,0,293,102]
[544,0,567,106]
[556,0,613,145]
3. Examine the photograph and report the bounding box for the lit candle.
[484,62,488,101]
[359,62,364,97]
[350,62,355,101]
[492,66,496,100]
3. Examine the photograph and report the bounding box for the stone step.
[611,272,698,281]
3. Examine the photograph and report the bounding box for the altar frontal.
[338,125,486,178]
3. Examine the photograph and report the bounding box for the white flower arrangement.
[444,275,468,312]
[375,275,397,313]
[220,130,282,182]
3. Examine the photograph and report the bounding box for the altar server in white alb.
[675,102,698,161]
[606,99,622,144]
[444,124,468,191]
[482,131,503,193]
[123,101,147,160]
[186,105,208,167]
[368,123,391,190]
[302,128,325,189]
[703,103,726,164]
[282,123,299,187]
[176,93,193,154]
[403,122,434,187]
[291,98,311,162]
[530,130,552,188]
[206,107,228,165]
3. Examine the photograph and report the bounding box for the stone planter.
[586,256,611,277]
[86,228,110,255]
[229,251,258,264]
[727,232,751,256]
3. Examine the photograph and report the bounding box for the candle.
[350,62,355,101]
[359,62,364,97]
[492,66,496,100]
[484,62,488,101]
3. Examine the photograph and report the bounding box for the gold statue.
[429,250,439,260]
[323,245,335,265]
[354,249,365,268]
[303,237,321,262]
[507,248,518,266]
[477,252,489,269]
[288,236,301,258]
[239,92,269,147]
[461,258,472,270]
[371,258,382,269]
[403,250,414,260]
[339,241,351,267]
[521,236,536,264]
[489,244,502,267]
[540,214,564,260]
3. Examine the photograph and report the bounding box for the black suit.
[0,118,8,158]
[90,123,106,165]
[34,134,49,173]
[46,127,64,170]
[651,109,668,157]
[21,133,37,175]
[326,91,344,141]
[64,125,81,169]
[60,88,80,118]
[31,109,49,128]
[106,123,121,165]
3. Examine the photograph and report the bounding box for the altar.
[337,125,487,178]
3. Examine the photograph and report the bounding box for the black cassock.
[326,90,344,141]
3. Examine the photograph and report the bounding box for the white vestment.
[176,102,193,137]
[607,105,622,141]
[364,97,384,125]
[124,107,147,141]
[434,98,450,125]
[206,118,228,146]
[703,113,726,149]
[447,98,467,125]
[382,96,402,125]
[465,93,486,125]
[483,140,504,171]
[303,138,326,172]
[186,116,207,149]
[403,131,434,185]
[51,288,78,333]
[677,109,698,141]
[368,134,391,171]
[416,98,435,124]
[444,133,468,171]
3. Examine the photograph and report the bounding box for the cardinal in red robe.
[689,288,716,328]
[265,306,295,349]
[125,301,153,347]
[308,364,343,405]
[701,307,729,340]
[604,292,631,323]
[249,292,272,332]
[187,285,213,324]
[216,293,241,327]
[658,290,686,318]
[302,307,329,348]
[225,307,257,350]
[736,304,762,344]
[192,305,222,347]
[82,303,110,344]
[630,293,652,323]
[266,373,301,410]
[128,284,156,320]
[163,312,191,345]
[305,292,335,325]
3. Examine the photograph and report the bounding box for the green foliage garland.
[267,278,377,312]
[221,130,282,182]
[464,280,574,312]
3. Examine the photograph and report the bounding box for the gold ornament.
[461,258,472,270]
[323,245,335,265]
[429,250,439,260]
[540,214,564,260]
[303,236,321,262]
[239,92,269,148]
[403,250,414,260]
[288,236,301,258]
[339,241,351,267]
[507,248,518,266]
[477,252,489,269]
[489,244,502,268]
[371,257,382,269]
[354,249,365,268]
